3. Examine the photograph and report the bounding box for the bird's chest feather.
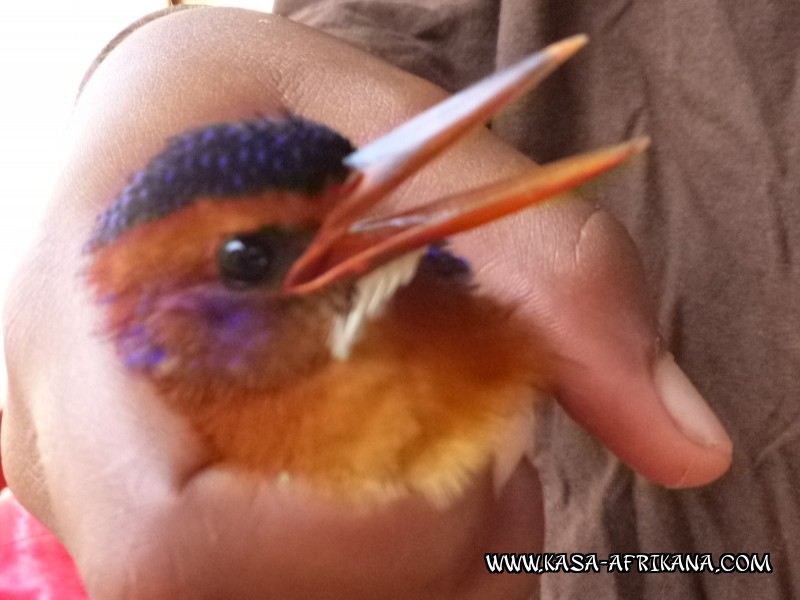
[146,269,545,507]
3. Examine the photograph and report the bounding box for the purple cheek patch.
[119,323,167,370]
[125,346,167,370]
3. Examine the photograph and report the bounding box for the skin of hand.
[1,8,732,600]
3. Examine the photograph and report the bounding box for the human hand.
[2,8,731,599]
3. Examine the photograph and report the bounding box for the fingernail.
[654,354,732,451]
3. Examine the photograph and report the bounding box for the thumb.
[530,207,732,487]
[454,192,732,488]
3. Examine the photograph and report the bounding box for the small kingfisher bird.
[85,36,647,508]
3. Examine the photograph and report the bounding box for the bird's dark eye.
[218,234,274,286]
[217,227,312,288]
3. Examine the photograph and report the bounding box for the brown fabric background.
[276,1,800,598]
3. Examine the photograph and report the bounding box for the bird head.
[85,36,647,508]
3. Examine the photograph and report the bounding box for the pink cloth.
[0,490,87,599]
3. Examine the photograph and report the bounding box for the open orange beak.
[283,35,648,295]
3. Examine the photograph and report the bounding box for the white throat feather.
[329,249,426,360]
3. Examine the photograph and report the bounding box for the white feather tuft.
[329,249,426,360]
